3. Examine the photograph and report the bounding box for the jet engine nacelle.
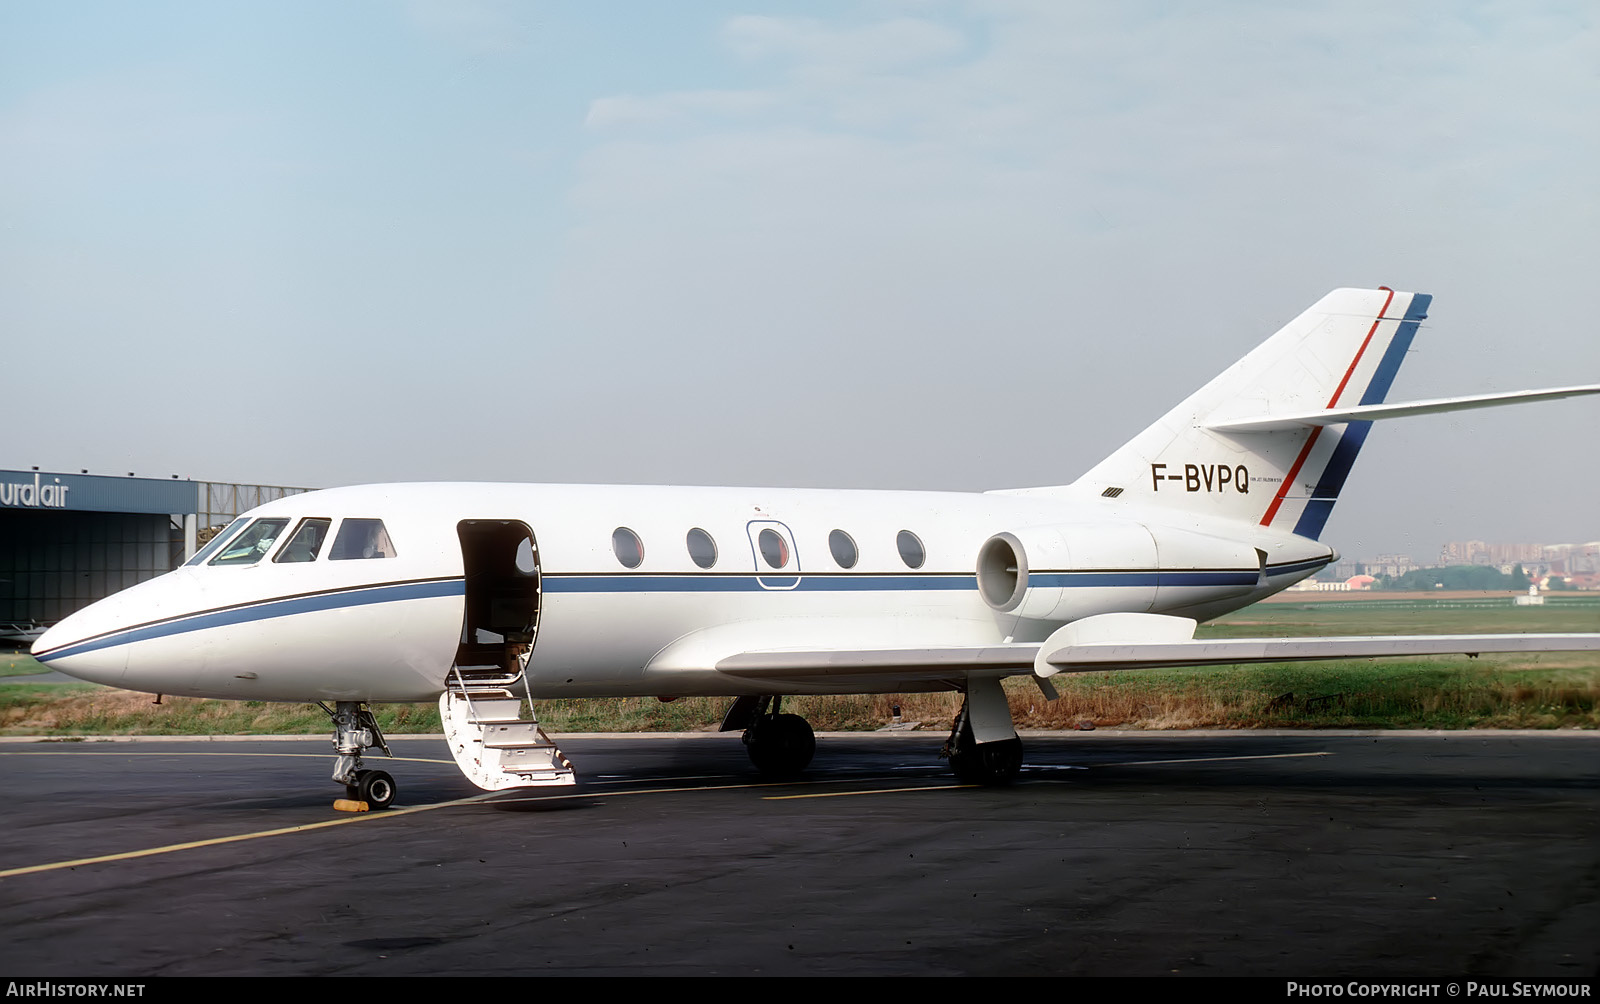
[975,521,1263,626]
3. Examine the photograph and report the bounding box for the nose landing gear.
[321,701,396,810]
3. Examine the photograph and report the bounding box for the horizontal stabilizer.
[1206,384,1600,433]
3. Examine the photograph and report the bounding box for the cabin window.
[186,517,248,566]
[757,528,789,569]
[209,518,291,566]
[896,530,925,569]
[274,518,332,563]
[686,528,717,569]
[829,529,858,569]
[329,519,397,560]
[612,527,644,569]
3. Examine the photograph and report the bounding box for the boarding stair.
[440,660,575,791]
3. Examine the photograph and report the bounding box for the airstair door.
[455,520,541,679]
[442,519,574,791]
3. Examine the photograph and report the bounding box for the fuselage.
[32,481,1334,703]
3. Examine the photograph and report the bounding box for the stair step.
[499,746,573,775]
[454,672,522,685]
[438,678,576,791]
[453,687,517,701]
[463,698,524,723]
[481,722,559,749]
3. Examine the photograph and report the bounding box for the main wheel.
[355,769,397,810]
[948,723,1023,786]
[745,713,816,777]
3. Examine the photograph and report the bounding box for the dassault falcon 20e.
[33,288,1600,808]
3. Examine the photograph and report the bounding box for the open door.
[442,519,574,791]
[454,520,541,677]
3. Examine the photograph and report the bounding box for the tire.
[356,769,397,810]
[746,713,816,776]
[948,723,1023,786]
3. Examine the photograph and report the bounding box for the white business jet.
[32,288,1600,808]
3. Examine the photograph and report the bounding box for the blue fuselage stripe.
[543,569,1276,592]
[35,579,466,663]
[39,561,1329,662]
[542,574,977,593]
[1024,571,1258,588]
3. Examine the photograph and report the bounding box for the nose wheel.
[346,768,397,810]
[321,701,396,810]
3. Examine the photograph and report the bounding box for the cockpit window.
[329,518,397,560]
[186,517,248,566]
[274,518,332,563]
[209,518,291,566]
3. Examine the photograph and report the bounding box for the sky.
[3,0,1596,560]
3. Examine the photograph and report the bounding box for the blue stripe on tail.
[1292,293,1431,539]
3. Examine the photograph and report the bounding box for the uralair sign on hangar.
[0,469,306,625]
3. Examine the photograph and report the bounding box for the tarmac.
[0,729,1595,976]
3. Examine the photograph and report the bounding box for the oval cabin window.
[757,528,789,569]
[829,529,858,569]
[612,527,644,569]
[686,527,717,569]
[896,529,925,569]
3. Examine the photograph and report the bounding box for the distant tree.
[1384,565,1522,592]
[1511,563,1529,587]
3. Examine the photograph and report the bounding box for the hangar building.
[0,469,308,626]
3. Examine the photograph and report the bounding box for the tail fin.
[1028,287,1431,538]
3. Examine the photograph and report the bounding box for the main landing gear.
[719,678,1027,785]
[321,701,396,810]
[941,677,1024,786]
[723,696,816,777]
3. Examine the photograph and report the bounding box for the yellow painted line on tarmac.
[0,792,499,880]
[489,780,802,804]
[765,783,977,799]
[4,753,1329,879]
[0,750,455,765]
[1103,751,1332,768]
[0,778,842,878]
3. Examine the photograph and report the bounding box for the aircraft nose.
[31,569,203,688]
[32,610,130,686]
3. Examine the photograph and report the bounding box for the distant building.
[0,468,309,624]
[1370,553,1418,577]
[1288,579,1352,591]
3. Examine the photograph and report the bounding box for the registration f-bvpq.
[33,289,1600,808]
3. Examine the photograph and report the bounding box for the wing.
[707,613,1600,684]
[1036,632,1600,674]
[715,645,1038,681]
